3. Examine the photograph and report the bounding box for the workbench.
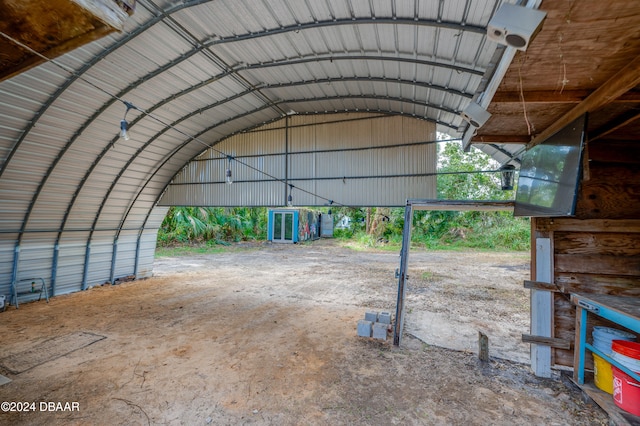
[572,293,640,385]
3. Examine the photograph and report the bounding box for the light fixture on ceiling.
[461,101,491,128]
[500,164,516,191]
[487,3,547,51]
[287,184,294,207]
[225,155,233,184]
[326,200,334,215]
[120,101,134,141]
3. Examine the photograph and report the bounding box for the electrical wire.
[0,30,507,210]
[0,30,339,205]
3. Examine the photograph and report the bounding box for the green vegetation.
[157,141,530,253]
[330,142,530,252]
[157,206,268,247]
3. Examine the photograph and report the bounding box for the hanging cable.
[0,30,490,211]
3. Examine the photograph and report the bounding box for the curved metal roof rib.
[0,0,508,298]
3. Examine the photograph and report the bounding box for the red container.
[612,366,640,416]
[612,340,640,359]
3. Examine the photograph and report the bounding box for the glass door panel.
[284,212,293,241]
[274,213,283,241]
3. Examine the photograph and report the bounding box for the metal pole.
[10,245,20,308]
[133,230,142,278]
[81,243,91,291]
[109,238,118,285]
[51,243,59,296]
[284,116,289,205]
[393,201,413,346]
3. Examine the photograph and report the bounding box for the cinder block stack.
[356,311,392,340]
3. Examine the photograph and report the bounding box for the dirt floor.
[0,239,608,425]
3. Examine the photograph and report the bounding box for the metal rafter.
[4,0,498,294]
[13,23,486,247]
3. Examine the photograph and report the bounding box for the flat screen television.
[514,114,586,217]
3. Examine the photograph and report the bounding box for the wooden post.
[531,237,553,377]
[478,332,489,362]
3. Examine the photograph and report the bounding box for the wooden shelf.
[571,293,640,425]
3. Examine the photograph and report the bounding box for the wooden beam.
[492,90,589,103]
[491,90,640,104]
[524,280,562,292]
[527,56,640,149]
[471,134,532,144]
[522,334,572,350]
[589,140,640,164]
[535,218,640,233]
[590,109,640,141]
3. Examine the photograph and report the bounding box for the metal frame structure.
[393,199,515,346]
[0,0,535,301]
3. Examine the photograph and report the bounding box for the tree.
[158,206,268,246]
[437,141,508,200]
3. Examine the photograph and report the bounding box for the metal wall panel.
[0,234,18,298]
[136,206,169,279]
[55,232,91,296]
[114,231,138,279]
[160,113,436,207]
[13,233,57,298]
[85,231,117,288]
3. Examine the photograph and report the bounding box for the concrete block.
[357,320,373,337]
[364,311,378,322]
[378,311,391,325]
[372,322,387,340]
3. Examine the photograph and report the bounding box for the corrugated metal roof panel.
[0,0,525,301]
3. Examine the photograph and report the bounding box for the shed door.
[273,212,294,242]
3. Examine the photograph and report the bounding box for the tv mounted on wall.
[514,114,587,217]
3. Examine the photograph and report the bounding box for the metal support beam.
[9,245,20,307]
[393,199,515,346]
[462,0,543,152]
[82,243,91,291]
[109,238,118,285]
[134,232,142,278]
[393,201,413,346]
[51,243,59,296]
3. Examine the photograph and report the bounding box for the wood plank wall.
[533,139,640,368]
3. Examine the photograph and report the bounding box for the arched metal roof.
[1,0,518,297]
[4,0,639,300]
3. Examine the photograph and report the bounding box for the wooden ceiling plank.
[491,90,640,104]
[471,134,532,144]
[527,56,640,149]
[492,90,588,103]
[590,110,640,142]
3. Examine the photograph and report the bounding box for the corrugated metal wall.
[0,206,167,302]
[160,113,437,207]
[0,0,504,305]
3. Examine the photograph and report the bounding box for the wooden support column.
[531,237,553,377]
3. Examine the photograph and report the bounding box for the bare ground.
[0,239,607,425]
